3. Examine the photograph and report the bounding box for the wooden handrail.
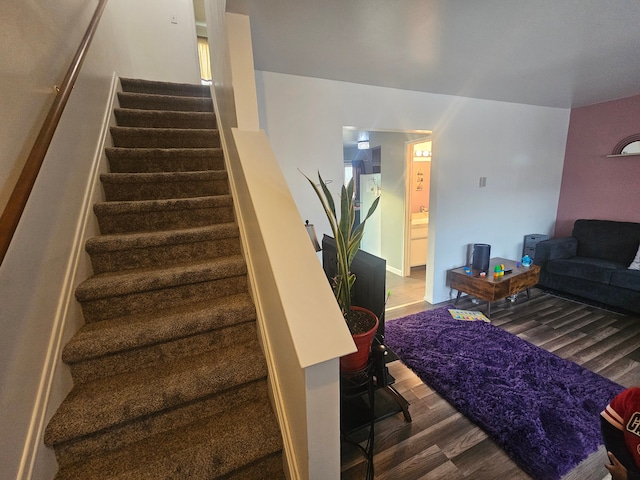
[0,0,109,266]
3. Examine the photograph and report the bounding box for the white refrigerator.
[359,173,381,257]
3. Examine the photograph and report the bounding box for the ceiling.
[224,0,640,110]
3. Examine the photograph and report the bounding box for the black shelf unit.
[322,235,412,477]
[523,234,549,260]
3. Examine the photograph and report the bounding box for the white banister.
[205,2,354,478]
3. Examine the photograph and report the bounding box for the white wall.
[117,0,201,83]
[1,0,94,219]
[255,72,570,304]
[0,1,200,478]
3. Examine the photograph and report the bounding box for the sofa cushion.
[546,257,621,284]
[572,219,640,265]
[610,269,640,291]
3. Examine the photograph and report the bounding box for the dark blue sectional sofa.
[534,219,640,314]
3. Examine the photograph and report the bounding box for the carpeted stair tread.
[78,274,248,324]
[67,318,259,385]
[85,223,240,273]
[63,293,255,365]
[120,78,211,97]
[101,171,229,201]
[94,194,232,215]
[220,452,286,480]
[114,108,216,129]
[105,147,224,173]
[94,195,235,234]
[45,338,268,447]
[52,380,271,469]
[76,255,247,303]
[86,223,238,253]
[74,256,248,324]
[86,222,237,254]
[101,171,227,185]
[53,397,283,480]
[110,126,220,149]
[118,92,213,113]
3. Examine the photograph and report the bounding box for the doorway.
[403,138,432,278]
[342,127,433,309]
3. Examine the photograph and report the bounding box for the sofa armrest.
[534,237,578,265]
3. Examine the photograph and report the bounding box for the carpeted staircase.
[44,78,285,479]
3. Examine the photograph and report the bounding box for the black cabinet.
[523,234,549,260]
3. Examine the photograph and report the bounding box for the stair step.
[114,108,217,129]
[76,256,248,322]
[50,379,278,471]
[53,390,283,480]
[64,295,256,383]
[86,223,240,273]
[105,147,225,173]
[120,77,211,97]
[101,170,229,201]
[45,339,269,448]
[220,452,286,480]
[94,195,235,234]
[118,92,213,112]
[67,311,258,385]
[110,126,220,149]
[76,256,247,302]
[64,293,254,364]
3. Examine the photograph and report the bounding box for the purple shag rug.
[385,306,624,480]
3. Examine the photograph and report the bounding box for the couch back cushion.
[572,219,640,265]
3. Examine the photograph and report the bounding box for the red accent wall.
[555,94,640,237]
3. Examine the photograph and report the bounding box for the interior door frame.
[403,136,432,277]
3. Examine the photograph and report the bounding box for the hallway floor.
[385,266,428,312]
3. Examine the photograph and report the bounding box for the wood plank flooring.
[341,272,640,479]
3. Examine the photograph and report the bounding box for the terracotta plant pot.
[340,306,380,373]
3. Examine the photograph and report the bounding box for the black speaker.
[472,244,491,272]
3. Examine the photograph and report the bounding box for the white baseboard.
[386,265,402,276]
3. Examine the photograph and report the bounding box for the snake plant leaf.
[302,171,379,324]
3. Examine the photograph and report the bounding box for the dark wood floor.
[341,272,640,480]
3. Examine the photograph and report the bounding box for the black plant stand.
[341,359,377,480]
[340,348,412,479]
[371,342,412,423]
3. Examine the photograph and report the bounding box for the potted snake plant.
[304,171,381,372]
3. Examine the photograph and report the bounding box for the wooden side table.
[447,257,540,317]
